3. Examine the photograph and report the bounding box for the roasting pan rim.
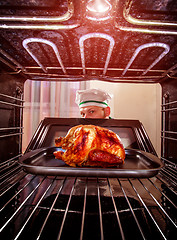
[19,147,164,178]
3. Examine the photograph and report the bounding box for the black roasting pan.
[19,147,164,178]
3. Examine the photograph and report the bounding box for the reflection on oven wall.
[22,80,161,156]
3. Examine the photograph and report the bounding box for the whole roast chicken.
[53,125,125,167]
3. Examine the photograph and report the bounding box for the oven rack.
[0,92,24,162]
[0,160,176,240]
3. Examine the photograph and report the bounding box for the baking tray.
[19,147,164,178]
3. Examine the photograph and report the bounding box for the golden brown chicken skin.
[54,125,125,167]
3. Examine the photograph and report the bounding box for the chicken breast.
[54,125,125,167]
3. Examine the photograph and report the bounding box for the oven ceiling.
[0,0,177,83]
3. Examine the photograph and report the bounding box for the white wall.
[90,81,162,156]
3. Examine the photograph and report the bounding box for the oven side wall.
[161,78,177,164]
[0,73,25,162]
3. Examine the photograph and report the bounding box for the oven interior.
[0,0,177,239]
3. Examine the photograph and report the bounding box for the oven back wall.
[90,81,161,156]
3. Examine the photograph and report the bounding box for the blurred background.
[23,81,161,156]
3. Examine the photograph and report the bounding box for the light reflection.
[86,0,112,13]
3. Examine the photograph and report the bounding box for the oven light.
[86,0,112,21]
[86,0,112,13]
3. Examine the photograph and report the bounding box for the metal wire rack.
[0,161,176,240]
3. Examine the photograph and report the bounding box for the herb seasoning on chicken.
[54,125,125,167]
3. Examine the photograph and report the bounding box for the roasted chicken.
[54,125,125,167]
